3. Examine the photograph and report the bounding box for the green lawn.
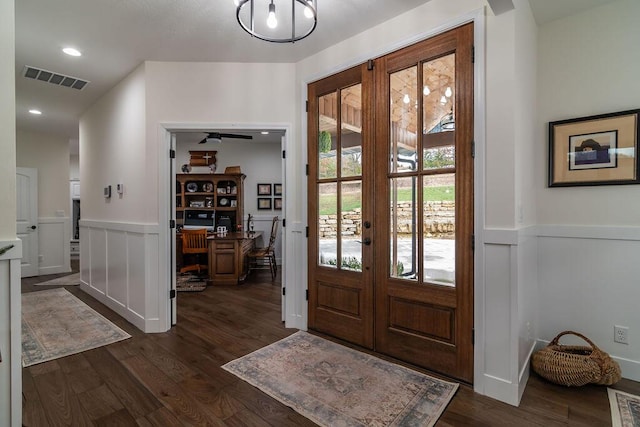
[319,186,454,215]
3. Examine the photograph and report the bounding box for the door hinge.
[305,289,309,301]
[170,289,176,299]
[306,100,309,112]
[282,287,286,296]
[471,45,475,63]
[169,149,176,159]
[282,150,286,159]
[306,164,309,176]
[282,218,286,228]
[367,59,374,71]
[471,234,475,251]
[306,226,309,238]
[170,219,176,229]
[471,140,475,158]
[472,328,475,345]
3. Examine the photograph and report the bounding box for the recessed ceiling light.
[29,109,42,115]
[62,47,82,57]
[261,131,269,135]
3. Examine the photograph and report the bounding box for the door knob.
[30,225,37,230]
[363,237,371,245]
[364,221,371,229]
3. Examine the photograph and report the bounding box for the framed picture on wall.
[274,198,282,210]
[258,183,272,195]
[549,109,640,187]
[258,198,272,210]
[273,183,282,196]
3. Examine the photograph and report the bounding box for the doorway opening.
[167,126,287,325]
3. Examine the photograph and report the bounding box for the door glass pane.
[423,54,455,171]
[390,66,418,173]
[318,182,338,267]
[341,84,363,178]
[341,181,362,271]
[390,176,417,280]
[423,174,455,286]
[319,92,337,179]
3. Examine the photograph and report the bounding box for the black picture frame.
[257,183,272,195]
[549,109,640,187]
[257,198,272,210]
[274,197,282,210]
[273,183,282,196]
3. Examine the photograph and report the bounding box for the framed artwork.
[549,109,640,187]
[257,198,272,210]
[274,197,283,210]
[257,183,272,195]
[273,183,283,196]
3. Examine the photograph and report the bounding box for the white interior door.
[16,167,38,277]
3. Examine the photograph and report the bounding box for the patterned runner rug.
[223,331,458,426]
[22,288,131,367]
[176,273,207,292]
[608,388,640,427]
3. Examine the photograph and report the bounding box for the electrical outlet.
[614,325,629,344]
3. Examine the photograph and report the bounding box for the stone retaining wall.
[319,201,455,238]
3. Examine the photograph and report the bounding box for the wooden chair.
[248,216,278,280]
[179,228,209,275]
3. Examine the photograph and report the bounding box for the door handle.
[363,237,371,245]
[30,225,37,230]
[364,221,371,229]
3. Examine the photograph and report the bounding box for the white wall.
[0,0,21,424]
[80,61,295,332]
[16,129,71,217]
[81,64,147,222]
[0,0,16,240]
[70,154,79,180]
[536,0,640,380]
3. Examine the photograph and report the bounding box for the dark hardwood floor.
[22,263,639,426]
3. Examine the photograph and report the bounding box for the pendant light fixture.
[235,0,318,43]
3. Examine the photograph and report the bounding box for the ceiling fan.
[198,132,253,144]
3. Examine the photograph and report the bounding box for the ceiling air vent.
[23,66,89,90]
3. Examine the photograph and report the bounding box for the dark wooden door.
[308,64,375,348]
[373,23,474,382]
[308,23,474,382]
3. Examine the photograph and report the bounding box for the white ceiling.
[15,0,621,145]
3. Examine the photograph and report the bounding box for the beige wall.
[0,0,16,240]
[16,129,71,218]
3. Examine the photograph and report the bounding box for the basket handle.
[549,330,602,351]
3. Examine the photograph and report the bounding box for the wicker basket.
[532,331,621,387]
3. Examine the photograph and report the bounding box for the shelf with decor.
[175,173,245,231]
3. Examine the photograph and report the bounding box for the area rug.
[22,288,131,367]
[222,331,458,426]
[33,271,81,286]
[608,388,640,427]
[176,274,207,292]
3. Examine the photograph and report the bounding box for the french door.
[308,23,474,383]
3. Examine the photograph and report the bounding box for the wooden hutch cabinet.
[175,173,245,231]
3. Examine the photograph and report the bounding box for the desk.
[207,232,261,285]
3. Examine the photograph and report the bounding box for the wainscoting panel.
[37,217,71,275]
[79,220,163,333]
[89,227,107,294]
[106,230,127,308]
[537,225,640,382]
